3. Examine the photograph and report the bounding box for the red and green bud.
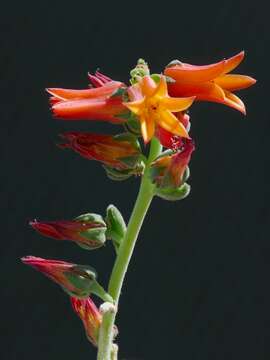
[150,139,195,188]
[30,213,107,250]
[71,297,102,346]
[59,132,143,173]
[21,256,97,298]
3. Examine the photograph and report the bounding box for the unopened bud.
[106,205,127,248]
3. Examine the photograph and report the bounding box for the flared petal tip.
[46,88,57,96]
[21,256,40,264]
[29,220,38,228]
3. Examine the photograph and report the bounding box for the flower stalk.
[97,137,162,360]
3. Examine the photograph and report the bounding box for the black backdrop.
[2,1,270,359]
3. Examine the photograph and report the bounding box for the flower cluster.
[22,53,255,351]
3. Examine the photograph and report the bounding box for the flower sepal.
[105,204,127,250]
[103,160,145,181]
[74,213,107,250]
[155,182,191,201]
[118,111,142,136]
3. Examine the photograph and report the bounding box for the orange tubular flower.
[59,132,141,170]
[124,75,195,143]
[165,51,256,114]
[71,297,102,346]
[47,79,127,124]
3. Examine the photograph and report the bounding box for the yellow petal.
[123,99,145,115]
[161,96,195,112]
[153,76,168,98]
[214,74,257,91]
[157,110,189,138]
[140,116,155,143]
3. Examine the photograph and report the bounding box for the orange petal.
[161,96,195,112]
[165,59,226,83]
[214,74,257,91]
[157,110,189,138]
[140,116,155,144]
[223,90,246,114]
[222,51,245,74]
[47,81,122,101]
[153,76,168,97]
[140,76,157,96]
[52,98,126,123]
[123,99,145,115]
[168,81,225,100]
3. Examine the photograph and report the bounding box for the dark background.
[2,0,269,359]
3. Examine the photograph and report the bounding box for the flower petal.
[223,90,246,114]
[141,76,157,96]
[165,59,226,83]
[153,76,168,97]
[52,98,126,123]
[127,83,144,101]
[157,110,189,138]
[168,81,225,100]
[123,99,145,115]
[161,96,195,112]
[214,74,257,91]
[47,81,123,101]
[222,51,245,74]
[140,116,155,144]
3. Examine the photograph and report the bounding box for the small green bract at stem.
[105,205,127,249]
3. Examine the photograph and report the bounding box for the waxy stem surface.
[97,138,162,360]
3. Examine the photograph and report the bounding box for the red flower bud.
[71,297,102,346]
[21,256,97,298]
[58,132,142,170]
[30,213,107,250]
[150,139,195,188]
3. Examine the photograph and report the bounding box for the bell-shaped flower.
[124,75,195,143]
[21,256,97,298]
[165,51,256,114]
[58,132,142,171]
[71,297,102,346]
[150,139,195,188]
[30,213,107,250]
[47,75,127,123]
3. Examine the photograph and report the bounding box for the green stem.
[97,138,162,360]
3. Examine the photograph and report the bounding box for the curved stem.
[97,138,162,360]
